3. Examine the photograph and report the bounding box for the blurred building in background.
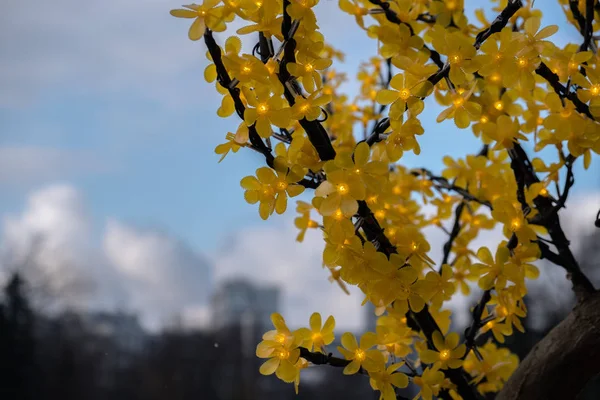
[211,278,280,332]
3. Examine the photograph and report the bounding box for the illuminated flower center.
[485,321,495,330]
[255,0,263,6]
[494,101,504,111]
[307,220,318,228]
[537,116,544,125]
[275,333,287,344]
[354,168,361,174]
[334,209,344,220]
[241,65,252,74]
[367,195,378,204]
[411,242,419,251]
[300,103,310,112]
[453,96,465,107]
[440,349,451,361]
[539,188,548,196]
[450,54,461,64]
[494,53,503,61]
[490,73,501,83]
[568,61,578,70]
[480,116,489,125]
[276,180,288,191]
[311,332,322,342]
[337,183,349,194]
[277,349,290,360]
[392,186,401,195]
[262,186,274,196]
[198,9,207,16]
[375,210,386,219]
[305,63,314,72]
[510,218,521,231]
[591,85,600,96]
[387,227,396,236]
[517,57,527,68]
[399,89,411,100]
[446,1,457,10]
[355,349,366,361]
[257,103,269,115]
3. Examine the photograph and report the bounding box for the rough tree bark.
[497,291,600,400]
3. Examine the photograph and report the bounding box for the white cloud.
[0,183,212,331]
[0,184,96,309]
[0,146,112,186]
[103,220,212,330]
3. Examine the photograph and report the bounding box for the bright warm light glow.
[491,73,501,82]
[411,242,419,251]
[300,103,310,112]
[591,85,600,96]
[539,188,548,196]
[453,96,465,107]
[276,180,288,191]
[480,115,489,123]
[510,218,521,231]
[305,63,314,72]
[399,89,411,100]
[375,210,386,219]
[568,61,578,70]
[392,186,401,195]
[334,209,344,220]
[440,349,451,361]
[485,321,495,330]
[450,54,460,64]
[277,349,290,360]
[242,65,252,74]
[494,101,504,111]
[257,103,269,115]
[355,349,366,361]
[337,184,349,194]
[517,58,527,67]
[275,333,286,344]
[312,332,322,341]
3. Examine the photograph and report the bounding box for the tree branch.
[497,292,600,400]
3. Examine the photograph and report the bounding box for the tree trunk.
[497,291,600,400]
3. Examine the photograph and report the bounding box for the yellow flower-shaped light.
[170,0,227,40]
[337,332,379,374]
[297,312,335,353]
[419,331,466,369]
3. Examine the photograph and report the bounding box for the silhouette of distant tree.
[0,273,40,400]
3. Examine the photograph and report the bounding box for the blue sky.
[1,0,599,331]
